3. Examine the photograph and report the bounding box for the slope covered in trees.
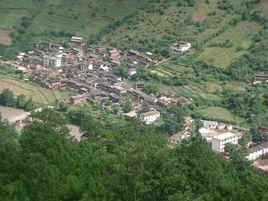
[0,109,268,201]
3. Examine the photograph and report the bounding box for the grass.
[192,0,218,22]
[0,76,69,105]
[0,30,12,45]
[198,47,246,68]
[200,106,242,123]
[28,0,146,38]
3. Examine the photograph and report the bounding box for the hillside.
[0,0,146,45]
[101,0,268,126]
[104,0,267,68]
[0,0,267,126]
[1,108,268,201]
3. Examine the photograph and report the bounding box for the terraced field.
[0,76,69,105]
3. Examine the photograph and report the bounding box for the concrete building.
[171,42,191,52]
[169,131,190,144]
[246,143,268,161]
[253,72,268,85]
[212,132,239,152]
[128,68,137,76]
[203,120,218,129]
[69,94,89,105]
[140,111,160,124]
[43,55,62,68]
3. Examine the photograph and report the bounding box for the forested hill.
[1,108,268,201]
[0,0,147,50]
[102,0,267,68]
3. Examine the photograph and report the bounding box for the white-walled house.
[212,132,239,152]
[246,143,268,161]
[203,120,219,129]
[140,111,160,124]
[171,42,191,53]
[128,68,137,76]
[43,55,62,68]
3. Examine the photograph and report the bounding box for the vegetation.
[0,64,69,106]
[0,88,35,111]
[1,108,268,200]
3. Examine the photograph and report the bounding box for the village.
[1,35,268,172]
[1,36,194,125]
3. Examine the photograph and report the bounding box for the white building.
[212,132,239,152]
[43,55,62,68]
[171,42,191,53]
[246,143,268,161]
[203,120,218,129]
[169,131,190,144]
[179,42,191,52]
[128,68,137,76]
[140,111,160,124]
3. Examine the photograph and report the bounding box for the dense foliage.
[0,109,268,201]
[0,89,36,111]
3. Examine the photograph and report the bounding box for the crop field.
[0,76,69,105]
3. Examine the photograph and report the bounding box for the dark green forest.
[1,108,268,201]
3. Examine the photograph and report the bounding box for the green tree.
[0,89,15,107]
[16,94,27,109]
[123,100,132,113]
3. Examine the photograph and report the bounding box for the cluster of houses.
[169,119,268,164]
[12,37,191,124]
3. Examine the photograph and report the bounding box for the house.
[108,48,120,61]
[146,52,153,56]
[70,36,85,50]
[169,131,190,144]
[135,81,145,89]
[246,143,268,160]
[109,93,120,103]
[211,132,239,152]
[69,94,89,105]
[253,72,268,85]
[170,42,191,52]
[78,63,93,70]
[43,55,62,68]
[203,120,219,129]
[128,68,137,76]
[100,65,109,72]
[139,111,160,124]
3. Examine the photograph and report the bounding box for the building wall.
[212,135,239,152]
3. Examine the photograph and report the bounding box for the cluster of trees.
[157,104,184,134]
[222,89,266,118]
[218,0,233,11]
[0,108,268,200]
[0,89,35,111]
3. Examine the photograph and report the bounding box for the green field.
[200,106,242,123]
[0,75,69,105]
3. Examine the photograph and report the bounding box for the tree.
[25,98,36,111]
[143,83,158,94]
[0,89,15,107]
[123,100,132,113]
[224,143,237,154]
[81,113,100,139]
[140,102,150,113]
[16,94,27,109]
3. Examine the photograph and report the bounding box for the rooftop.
[247,143,268,154]
[212,132,237,141]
